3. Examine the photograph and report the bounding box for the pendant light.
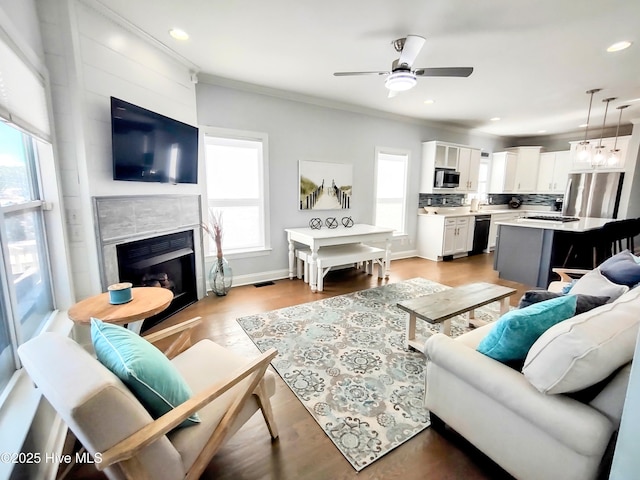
[577,88,601,163]
[592,97,616,167]
[607,104,629,166]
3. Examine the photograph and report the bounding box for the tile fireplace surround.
[93,194,206,301]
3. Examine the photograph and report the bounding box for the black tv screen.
[111,97,198,184]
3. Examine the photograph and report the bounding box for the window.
[374,148,409,235]
[468,157,490,203]
[0,120,54,393]
[203,130,270,255]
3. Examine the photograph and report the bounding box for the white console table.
[285,224,394,292]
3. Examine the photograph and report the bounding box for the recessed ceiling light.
[490,117,500,121]
[607,41,632,52]
[537,130,547,133]
[579,123,588,128]
[169,28,189,41]
[423,99,434,105]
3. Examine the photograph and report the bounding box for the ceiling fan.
[333,35,473,97]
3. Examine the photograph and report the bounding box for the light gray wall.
[196,79,503,278]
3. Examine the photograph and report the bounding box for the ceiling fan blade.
[333,71,389,76]
[414,67,474,77]
[398,35,426,67]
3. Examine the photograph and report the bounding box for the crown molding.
[81,0,200,73]
[197,73,501,139]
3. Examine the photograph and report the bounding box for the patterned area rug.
[237,278,504,471]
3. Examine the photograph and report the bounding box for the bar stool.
[562,230,600,269]
[599,218,640,261]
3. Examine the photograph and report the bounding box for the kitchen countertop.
[417,207,550,218]
[495,216,612,232]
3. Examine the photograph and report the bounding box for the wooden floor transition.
[69,253,531,480]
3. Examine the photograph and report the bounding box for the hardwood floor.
[70,253,530,479]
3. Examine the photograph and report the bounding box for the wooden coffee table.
[397,282,516,351]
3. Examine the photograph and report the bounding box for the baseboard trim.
[220,253,420,290]
[226,269,291,288]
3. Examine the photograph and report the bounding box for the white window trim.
[0,14,74,471]
[201,126,271,259]
[373,147,410,236]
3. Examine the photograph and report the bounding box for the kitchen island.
[493,216,614,288]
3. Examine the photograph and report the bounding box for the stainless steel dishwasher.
[471,215,491,255]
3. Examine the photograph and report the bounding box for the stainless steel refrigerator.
[562,172,624,218]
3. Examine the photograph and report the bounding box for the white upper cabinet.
[420,141,482,193]
[489,147,541,193]
[510,147,541,192]
[536,151,571,194]
[457,148,481,192]
[489,151,517,192]
[434,143,459,168]
[569,135,629,172]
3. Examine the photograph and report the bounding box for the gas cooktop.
[525,215,580,222]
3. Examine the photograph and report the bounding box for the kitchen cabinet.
[420,141,482,193]
[487,211,522,251]
[457,148,481,192]
[418,215,473,261]
[489,147,541,193]
[434,143,459,168]
[489,152,517,192]
[536,151,571,193]
[569,135,630,172]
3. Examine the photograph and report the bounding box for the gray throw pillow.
[599,250,640,287]
[518,290,610,315]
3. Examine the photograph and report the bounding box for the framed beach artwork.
[299,160,353,210]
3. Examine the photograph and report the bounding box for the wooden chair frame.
[96,317,279,479]
[551,267,590,283]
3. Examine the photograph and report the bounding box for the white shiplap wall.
[37,0,201,300]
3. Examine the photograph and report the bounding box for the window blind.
[0,35,49,140]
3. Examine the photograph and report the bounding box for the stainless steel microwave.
[434,169,460,188]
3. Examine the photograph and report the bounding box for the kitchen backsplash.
[419,193,466,207]
[418,193,562,208]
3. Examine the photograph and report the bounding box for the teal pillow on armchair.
[91,318,200,427]
[477,295,577,363]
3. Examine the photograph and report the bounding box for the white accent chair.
[18,318,278,480]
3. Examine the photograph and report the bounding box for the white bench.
[296,244,386,291]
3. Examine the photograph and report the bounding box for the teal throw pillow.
[91,318,199,427]
[477,295,577,363]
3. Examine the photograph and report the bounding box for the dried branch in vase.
[202,209,224,259]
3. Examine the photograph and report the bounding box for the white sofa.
[423,285,640,480]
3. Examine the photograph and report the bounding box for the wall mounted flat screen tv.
[111,96,198,184]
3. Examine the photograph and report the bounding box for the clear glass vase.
[209,257,233,296]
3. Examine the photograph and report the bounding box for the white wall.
[196,78,503,279]
[37,0,200,300]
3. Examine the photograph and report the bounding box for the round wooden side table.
[68,287,174,334]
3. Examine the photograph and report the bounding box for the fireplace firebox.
[116,230,197,332]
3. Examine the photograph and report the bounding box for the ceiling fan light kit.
[385,71,417,91]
